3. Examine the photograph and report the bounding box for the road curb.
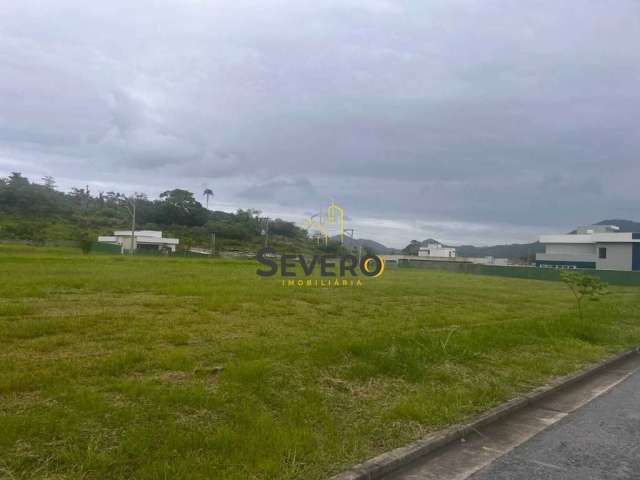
[328,347,640,480]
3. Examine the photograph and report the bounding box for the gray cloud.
[1,0,639,246]
[238,177,324,208]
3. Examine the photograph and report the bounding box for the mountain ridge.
[322,220,640,258]
[329,235,397,254]
[399,219,639,259]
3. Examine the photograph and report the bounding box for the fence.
[398,258,640,286]
[91,242,122,254]
[0,239,80,248]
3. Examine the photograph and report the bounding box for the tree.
[8,172,29,187]
[560,270,608,320]
[203,188,214,209]
[77,230,94,254]
[158,189,208,226]
[269,218,298,238]
[70,187,90,210]
[42,176,56,190]
[403,240,422,256]
[363,245,377,257]
[318,240,350,256]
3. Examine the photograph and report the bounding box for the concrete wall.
[536,253,595,262]
[399,258,640,286]
[544,243,596,258]
[596,243,632,271]
[418,247,456,258]
[120,236,136,252]
[537,242,596,267]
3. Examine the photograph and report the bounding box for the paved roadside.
[385,353,640,480]
[468,367,640,480]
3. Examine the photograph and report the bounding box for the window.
[598,247,607,259]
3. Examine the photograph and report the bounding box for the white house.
[98,230,179,254]
[418,242,456,258]
[536,225,640,271]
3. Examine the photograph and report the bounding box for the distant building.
[98,230,179,254]
[418,242,456,258]
[536,225,640,271]
[463,256,512,266]
[481,256,510,266]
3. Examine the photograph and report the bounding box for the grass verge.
[1,244,639,479]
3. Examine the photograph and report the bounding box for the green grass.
[1,244,639,479]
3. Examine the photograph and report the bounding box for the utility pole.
[263,218,270,248]
[84,184,90,210]
[129,195,137,255]
[121,193,138,255]
[345,228,355,255]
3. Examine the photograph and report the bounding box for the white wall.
[120,236,136,251]
[596,243,632,271]
[418,247,456,258]
[544,243,595,257]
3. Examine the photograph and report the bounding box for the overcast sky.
[1,1,639,247]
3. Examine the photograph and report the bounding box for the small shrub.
[79,238,93,254]
[560,270,608,319]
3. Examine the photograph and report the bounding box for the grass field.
[1,244,640,479]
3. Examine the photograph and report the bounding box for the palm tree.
[203,188,214,209]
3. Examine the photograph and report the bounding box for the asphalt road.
[469,368,640,480]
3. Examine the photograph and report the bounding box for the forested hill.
[593,219,640,232]
[0,172,316,252]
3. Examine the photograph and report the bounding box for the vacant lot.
[1,245,639,479]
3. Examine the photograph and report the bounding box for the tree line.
[0,172,309,249]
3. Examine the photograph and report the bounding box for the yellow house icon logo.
[303,201,345,245]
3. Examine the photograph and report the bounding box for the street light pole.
[121,193,138,255]
[263,218,270,248]
[130,196,136,255]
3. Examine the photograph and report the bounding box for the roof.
[576,225,620,234]
[136,236,179,245]
[419,244,454,249]
[113,230,163,237]
[99,231,179,245]
[540,232,639,244]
